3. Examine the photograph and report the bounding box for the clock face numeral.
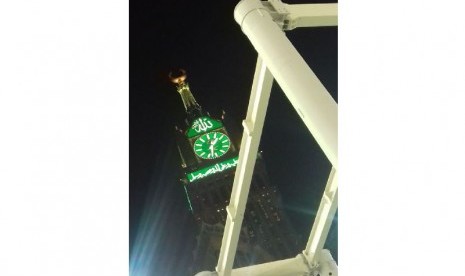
[193,131,231,160]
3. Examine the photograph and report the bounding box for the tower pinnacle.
[169,69,202,120]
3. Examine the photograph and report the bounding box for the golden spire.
[169,69,201,113]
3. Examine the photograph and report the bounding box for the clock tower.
[171,70,298,272]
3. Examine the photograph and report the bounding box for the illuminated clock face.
[193,131,231,159]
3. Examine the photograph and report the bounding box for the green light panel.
[186,116,223,138]
[187,156,239,183]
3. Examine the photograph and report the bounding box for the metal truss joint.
[261,0,289,30]
[242,119,254,136]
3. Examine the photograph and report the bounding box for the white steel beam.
[234,0,338,169]
[231,254,309,276]
[196,250,337,276]
[229,250,337,276]
[265,1,337,30]
[202,1,339,276]
[283,2,337,30]
[304,167,338,267]
[215,56,274,276]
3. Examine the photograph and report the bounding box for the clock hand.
[209,145,214,156]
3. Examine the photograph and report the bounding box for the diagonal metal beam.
[216,56,274,276]
[304,167,338,267]
[234,0,338,168]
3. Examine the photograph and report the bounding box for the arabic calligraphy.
[186,116,223,138]
[192,117,213,133]
[187,157,239,182]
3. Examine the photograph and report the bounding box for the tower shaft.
[176,82,200,112]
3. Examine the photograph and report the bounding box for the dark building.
[170,70,298,273]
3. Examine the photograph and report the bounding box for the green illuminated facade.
[187,156,238,182]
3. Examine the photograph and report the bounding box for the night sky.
[129,0,337,275]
